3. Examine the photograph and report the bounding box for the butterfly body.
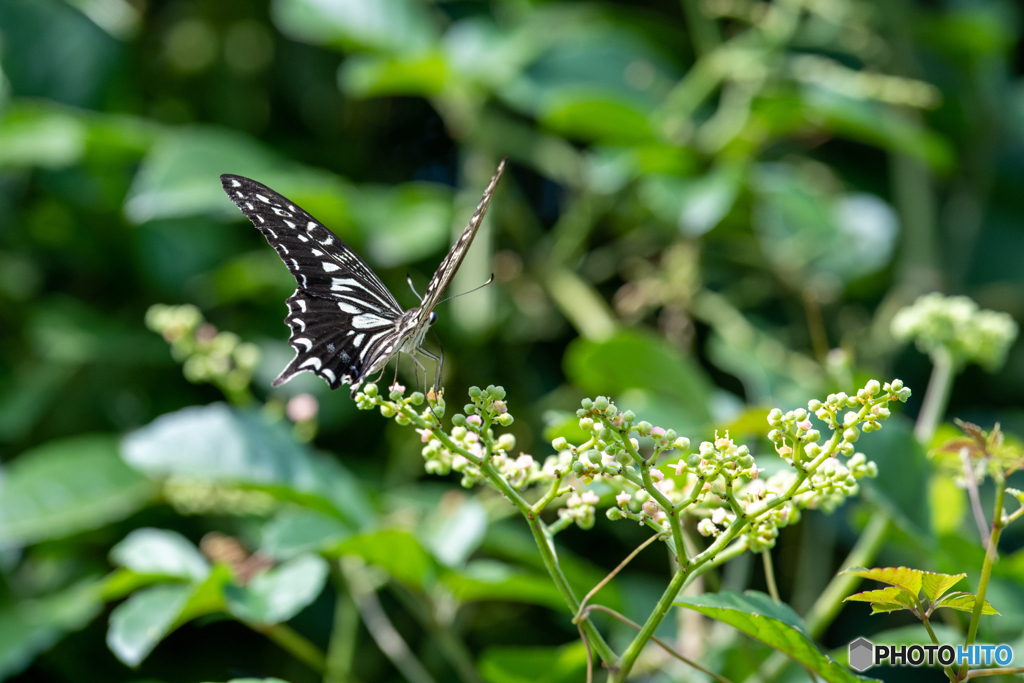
[221,160,505,397]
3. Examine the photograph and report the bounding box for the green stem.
[803,509,891,638]
[679,0,721,56]
[612,566,691,682]
[958,476,1005,680]
[915,346,955,444]
[324,583,360,683]
[261,623,327,673]
[762,550,780,604]
[921,617,958,683]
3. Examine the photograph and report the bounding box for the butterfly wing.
[277,290,403,396]
[221,175,406,394]
[220,174,403,315]
[413,159,506,323]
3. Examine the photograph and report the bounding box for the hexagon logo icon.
[849,637,875,672]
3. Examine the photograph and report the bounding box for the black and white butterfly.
[221,159,505,397]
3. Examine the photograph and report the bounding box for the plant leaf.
[674,591,874,683]
[478,641,587,683]
[0,435,156,546]
[260,507,351,560]
[935,592,999,615]
[326,529,435,590]
[843,586,915,612]
[920,571,966,602]
[110,528,210,581]
[841,566,923,598]
[224,555,329,625]
[442,560,566,611]
[107,584,193,667]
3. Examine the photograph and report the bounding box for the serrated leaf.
[224,555,329,626]
[122,403,371,527]
[843,587,915,611]
[110,528,210,581]
[674,591,873,683]
[841,567,923,597]
[935,592,999,615]
[0,435,156,546]
[920,571,966,602]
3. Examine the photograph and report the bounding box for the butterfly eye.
[429,311,438,326]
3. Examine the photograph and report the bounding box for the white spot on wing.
[322,368,336,383]
[300,357,322,369]
[292,318,306,331]
[353,333,365,346]
[285,220,296,228]
[230,179,241,187]
[294,338,312,351]
[256,194,270,203]
[297,299,307,312]
[338,302,361,315]
[352,313,390,329]
[322,262,341,272]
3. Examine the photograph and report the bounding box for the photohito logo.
[848,638,1013,672]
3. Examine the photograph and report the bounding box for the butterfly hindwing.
[220,174,402,315]
[276,290,400,396]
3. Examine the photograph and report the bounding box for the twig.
[762,550,780,604]
[960,447,990,550]
[578,624,593,683]
[581,605,733,683]
[340,561,437,683]
[574,532,664,624]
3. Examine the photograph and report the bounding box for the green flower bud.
[410,392,425,405]
[552,437,569,451]
[807,399,822,411]
[468,386,482,399]
[580,417,594,431]
[364,383,378,397]
[687,453,702,468]
[664,429,677,441]
[572,460,584,475]
[606,507,624,521]
[464,404,477,415]
[493,386,506,400]
[497,434,516,451]
[598,427,613,441]
[594,396,609,411]
[496,413,514,426]
[843,427,860,443]
[380,404,396,418]
[637,421,652,436]
[432,404,446,418]
[767,408,783,426]
[389,388,404,401]
[674,437,690,450]
[395,414,410,426]
[452,414,466,427]
[889,379,903,391]
[622,410,635,423]
[581,398,594,410]
[897,388,912,402]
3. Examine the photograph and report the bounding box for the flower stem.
[958,475,1005,680]
[260,623,327,673]
[762,550,780,604]
[915,346,954,444]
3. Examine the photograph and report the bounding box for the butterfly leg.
[417,344,443,394]
[391,352,401,390]
[409,354,429,395]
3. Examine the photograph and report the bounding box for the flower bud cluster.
[891,293,1018,371]
[559,490,600,530]
[146,303,260,398]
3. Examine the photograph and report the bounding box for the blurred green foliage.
[1,0,1024,681]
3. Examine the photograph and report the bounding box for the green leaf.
[224,555,329,625]
[443,560,566,611]
[340,52,448,98]
[122,403,372,527]
[110,528,210,582]
[478,641,587,683]
[421,495,487,568]
[564,330,712,425]
[271,0,437,53]
[0,580,105,679]
[935,592,999,615]
[843,586,916,612]
[123,126,355,233]
[107,584,193,667]
[0,435,156,546]
[540,92,655,144]
[0,102,86,169]
[106,565,232,667]
[841,567,923,598]
[639,163,743,236]
[327,529,435,589]
[920,571,966,602]
[674,591,872,683]
[351,182,454,267]
[261,507,352,560]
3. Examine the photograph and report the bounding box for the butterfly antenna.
[438,273,495,305]
[406,273,424,303]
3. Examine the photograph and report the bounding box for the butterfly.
[221,159,505,397]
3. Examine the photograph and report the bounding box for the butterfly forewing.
[220,175,402,314]
[415,159,506,323]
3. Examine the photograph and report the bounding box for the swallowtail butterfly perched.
[221,159,505,397]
